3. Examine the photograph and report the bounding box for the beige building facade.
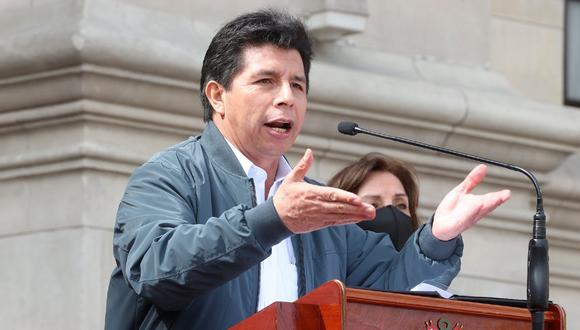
[0,0,578,328]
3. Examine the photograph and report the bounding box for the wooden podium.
[231,280,566,329]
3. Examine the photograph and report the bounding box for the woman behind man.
[328,153,420,250]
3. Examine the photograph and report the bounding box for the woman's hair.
[328,153,420,230]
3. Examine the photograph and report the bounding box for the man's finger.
[319,211,377,225]
[312,185,364,205]
[320,217,368,227]
[330,203,376,219]
[476,189,511,218]
[456,164,487,194]
[286,149,313,182]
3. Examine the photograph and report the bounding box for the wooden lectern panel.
[230,281,566,329]
[294,279,345,328]
[229,301,326,329]
[230,280,344,329]
[346,287,566,330]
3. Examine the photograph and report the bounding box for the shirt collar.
[225,140,291,184]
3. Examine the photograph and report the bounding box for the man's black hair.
[200,9,313,122]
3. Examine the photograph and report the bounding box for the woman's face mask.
[357,205,414,251]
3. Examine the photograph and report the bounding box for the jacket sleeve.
[112,160,292,311]
[344,217,463,291]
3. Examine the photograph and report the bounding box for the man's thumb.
[288,148,313,182]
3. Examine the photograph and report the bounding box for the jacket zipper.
[248,178,261,312]
[293,235,306,297]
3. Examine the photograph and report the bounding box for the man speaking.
[105,9,510,329]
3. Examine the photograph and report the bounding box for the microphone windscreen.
[338,121,358,135]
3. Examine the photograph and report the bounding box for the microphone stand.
[341,123,549,330]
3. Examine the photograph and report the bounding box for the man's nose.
[274,82,295,107]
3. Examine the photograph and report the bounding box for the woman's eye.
[397,203,408,210]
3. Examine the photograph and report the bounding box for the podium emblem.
[424,318,464,330]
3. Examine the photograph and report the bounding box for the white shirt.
[225,141,298,311]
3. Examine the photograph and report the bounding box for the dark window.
[565,0,580,107]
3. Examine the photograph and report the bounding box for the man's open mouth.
[264,120,293,133]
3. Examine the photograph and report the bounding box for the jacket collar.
[201,121,307,296]
[199,121,248,178]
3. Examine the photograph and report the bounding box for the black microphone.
[338,121,549,329]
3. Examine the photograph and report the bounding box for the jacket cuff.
[418,215,459,261]
[245,198,292,250]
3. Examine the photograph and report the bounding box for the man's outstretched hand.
[273,149,376,234]
[433,164,511,241]
[275,153,510,238]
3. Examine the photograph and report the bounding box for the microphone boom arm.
[353,126,545,237]
[341,122,549,329]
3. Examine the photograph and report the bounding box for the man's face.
[211,44,307,168]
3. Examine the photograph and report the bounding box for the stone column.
[0,1,202,328]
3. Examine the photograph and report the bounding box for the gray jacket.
[105,122,463,329]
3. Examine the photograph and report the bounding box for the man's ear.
[205,80,226,118]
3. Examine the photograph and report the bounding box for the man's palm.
[433,165,511,241]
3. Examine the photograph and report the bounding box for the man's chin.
[262,143,293,158]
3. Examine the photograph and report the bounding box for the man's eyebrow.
[293,75,306,83]
[253,69,277,77]
[251,70,306,83]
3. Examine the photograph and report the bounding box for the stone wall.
[0,0,578,328]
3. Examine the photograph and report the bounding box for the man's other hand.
[433,164,511,241]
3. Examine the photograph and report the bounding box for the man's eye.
[292,82,304,91]
[257,79,272,84]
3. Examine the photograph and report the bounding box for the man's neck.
[245,155,278,199]
[251,156,278,198]
[214,118,280,181]
[220,134,280,195]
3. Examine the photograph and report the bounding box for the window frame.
[565,0,580,107]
